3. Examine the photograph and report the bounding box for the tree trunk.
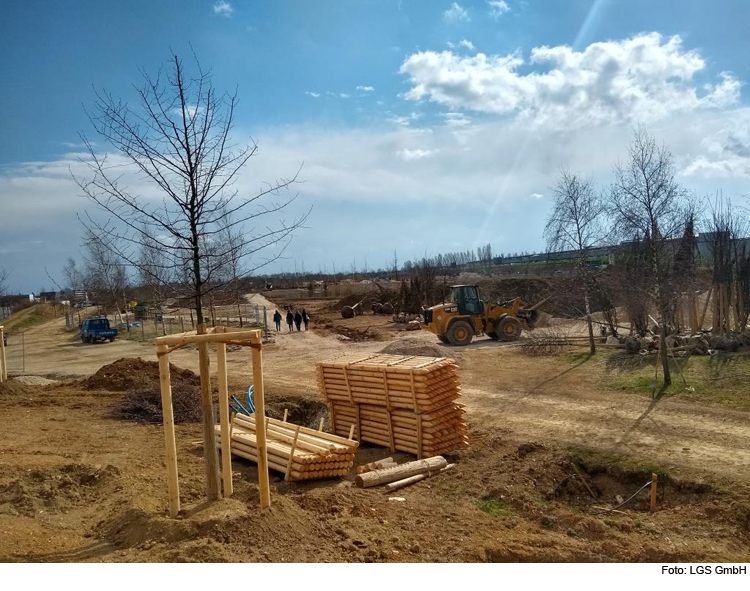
[659,321,671,386]
[584,292,596,355]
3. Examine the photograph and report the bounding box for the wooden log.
[155,329,262,346]
[382,465,457,493]
[234,414,352,452]
[355,456,447,488]
[238,413,359,448]
[234,417,334,454]
[198,334,221,502]
[252,344,271,509]
[356,457,396,474]
[216,331,233,498]
[157,345,180,517]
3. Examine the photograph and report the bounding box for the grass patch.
[602,352,750,408]
[477,498,513,517]
[2,304,58,332]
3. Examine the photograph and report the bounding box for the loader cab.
[448,285,483,316]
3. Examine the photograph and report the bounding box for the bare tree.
[73,53,309,500]
[609,127,689,386]
[74,53,308,327]
[544,168,605,354]
[83,230,128,319]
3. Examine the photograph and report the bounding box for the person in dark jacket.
[302,309,310,330]
[273,310,282,332]
[286,310,294,332]
[294,310,303,331]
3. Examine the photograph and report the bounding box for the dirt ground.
[1,295,749,562]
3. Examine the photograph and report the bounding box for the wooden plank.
[157,346,180,517]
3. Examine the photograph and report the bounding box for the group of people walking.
[273,307,309,332]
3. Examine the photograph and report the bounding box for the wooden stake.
[650,472,658,511]
[251,345,272,509]
[285,425,302,481]
[216,328,233,498]
[348,424,355,440]
[318,417,325,432]
[157,345,180,517]
[282,408,289,423]
[198,324,221,502]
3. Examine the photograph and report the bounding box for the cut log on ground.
[355,456,448,488]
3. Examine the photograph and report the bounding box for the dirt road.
[8,298,750,484]
[460,350,750,482]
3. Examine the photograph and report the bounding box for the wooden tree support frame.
[0,326,7,383]
[154,325,270,517]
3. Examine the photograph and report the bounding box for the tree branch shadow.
[613,384,669,450]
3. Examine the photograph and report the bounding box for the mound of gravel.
[82,357,199,392]
[379,337,456,359]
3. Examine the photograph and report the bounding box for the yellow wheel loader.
[423,285,547,346]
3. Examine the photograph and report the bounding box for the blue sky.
[2,1,750,292]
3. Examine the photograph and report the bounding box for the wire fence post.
[263,306,269,339]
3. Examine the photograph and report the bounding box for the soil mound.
[0,379,34,397]
[0,463,120,517]
[379,338,456,359]
[82,357,199,392]
[116,383,202,424]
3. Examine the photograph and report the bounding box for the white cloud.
[339,93,351,99]
[441,112,471,127]
[387,111,424,127]
[356,85,375,92]
[448,39,475,51]
[444,3,470,23]
[529,193,544,200]
[398,148,437,161]
[487,0,510,19]
[683,109,750,177]
[400,33,741,129]
[213,1,234,17]
[305,91,321,98]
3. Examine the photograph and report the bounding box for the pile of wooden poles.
[317,354,468,458]
[214,414,358,481]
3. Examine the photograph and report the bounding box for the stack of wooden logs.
[214,414,358,481]
[317,354,468,458]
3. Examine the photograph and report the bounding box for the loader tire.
[487,330,499,340]
[447,320,473,346]
[495,317,522,341]
[437,334,450,344]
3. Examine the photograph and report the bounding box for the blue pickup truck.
[80,318,118,343]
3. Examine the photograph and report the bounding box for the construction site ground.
[1,295,749,562]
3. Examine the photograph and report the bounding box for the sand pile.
[82,357,199,392]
